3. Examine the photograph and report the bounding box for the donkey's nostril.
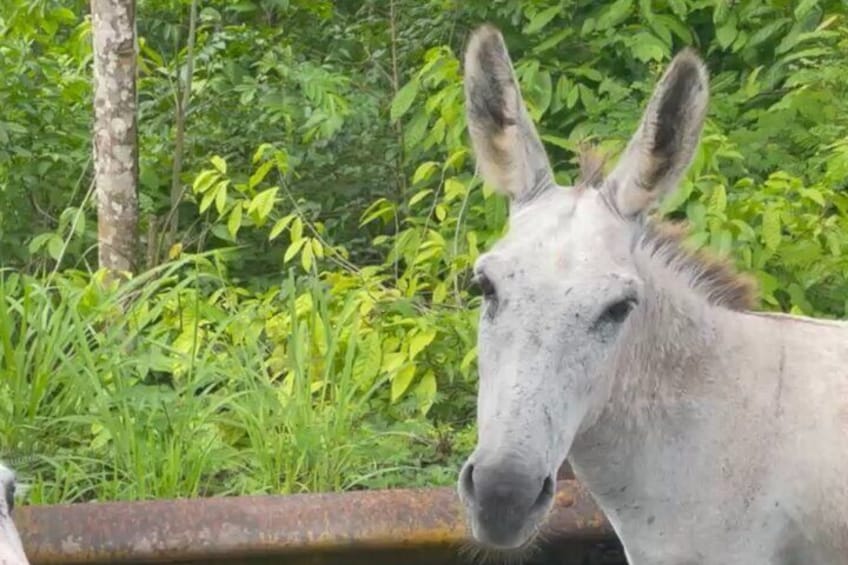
[534,474,555,508]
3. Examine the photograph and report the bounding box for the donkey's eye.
[595,296,638,329]
[474,273,497,300]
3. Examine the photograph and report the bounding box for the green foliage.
[387,0,848,318]
[3,0,848,503]
[0,261,471,502]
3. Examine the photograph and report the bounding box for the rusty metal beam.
[15,480,617,565]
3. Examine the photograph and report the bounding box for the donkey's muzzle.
[458,458,555,548]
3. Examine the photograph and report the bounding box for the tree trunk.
[91,0,139,275]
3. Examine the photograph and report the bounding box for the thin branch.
[388,0,407,199]
[163,0,198,261]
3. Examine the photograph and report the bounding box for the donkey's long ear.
[604,49,709,217]
[464,25,554,205]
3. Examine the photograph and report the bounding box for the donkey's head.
[457,25,709,549]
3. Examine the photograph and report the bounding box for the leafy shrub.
[4,0,848,503]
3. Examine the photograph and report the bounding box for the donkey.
[0,463,28,564]
[456,24,848,564]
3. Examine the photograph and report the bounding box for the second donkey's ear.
[603,49,709,218]
[463,25,555,206]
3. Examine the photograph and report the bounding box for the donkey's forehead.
[477,186,628,275]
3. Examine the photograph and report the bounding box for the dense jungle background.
[1,0,847,504]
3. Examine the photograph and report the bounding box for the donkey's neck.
[567,279,748,516]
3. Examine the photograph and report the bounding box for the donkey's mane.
[576,148,758,312]
[638,221,758,311]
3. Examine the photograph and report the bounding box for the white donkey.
[457,25,848,564]
[0,463,28,565]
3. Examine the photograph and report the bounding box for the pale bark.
[91,0,139,274]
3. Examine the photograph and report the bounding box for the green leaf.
[668,0,688,18]
[444,149,468,172]
[524,5,560,34]
[787,283,814,314]
[227,204,243,238]
[566,84,580,109]
[578,84,599,113]
[274,150,290,174]
[541,135,577,152]
[28,233,53,254]
[432,282,447,304]
[412,161,439,185]
[359,198,396,227]
[301,238,314,271]
[708,184,727,215]
[528,68,553,117]
[51,7,77,22]
[210,155,227,174]
[381,352,406,374]
[214,180,228,214]
[746,19,789,50]
[252,143,274,164]
[532,28,572,53]
[311,238,324,259]
[47,235,64,261]
[716,19,738,50]
[290,217,304,242]
[390,79,419,123]
[284,238,306,263]
[597,0,633,30]
[656,14,693,43]
[639,0,654,22]
[269,214,295,240]
[405,113,429,150]
[762,207,781,252]
[391,364,416,403]
[659,178,694,214]
[794,0,819,20]
[713,1,730,24]
[715,229,732,256]
[249,159,275,189]
[353,333,382,387]
[199,188,216,213]
[192,170,219,194]
[800,188,825,206]
[629,32,668,62]
[408,328,436,361]
[460,346,478,377]
[444,178,466,202]
[409,189,433,207]
[248,187,279,220]
[414,371,437,416]
[779,47,831,64]
[646,16,672,46]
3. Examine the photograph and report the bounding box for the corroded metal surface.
[15,480,617,564]
[558,461,576,480]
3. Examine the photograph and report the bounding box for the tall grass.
[0,254,468,504]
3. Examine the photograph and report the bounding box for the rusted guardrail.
[15,479,623,565]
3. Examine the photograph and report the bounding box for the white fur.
[0,463,28,565]
[458,25,848,563]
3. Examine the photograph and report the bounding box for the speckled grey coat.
[456,24,848,565]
